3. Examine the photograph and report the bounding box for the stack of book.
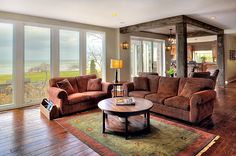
[115,97,135,106]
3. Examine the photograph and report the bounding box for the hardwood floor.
[0,82,236,156]
[0,106,99,156]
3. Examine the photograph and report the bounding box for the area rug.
[56,111,219,156]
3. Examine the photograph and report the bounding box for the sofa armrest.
[190,90,216,105]
[102,82,113,97]
[48,87,68,100]
[189,90,216,123]
[123,82,134,97]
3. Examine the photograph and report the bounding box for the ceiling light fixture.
[112,12,118,17]
[166,29,175,51]
[210,16,216,20]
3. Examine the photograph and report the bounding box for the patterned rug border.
[55,110,219,156]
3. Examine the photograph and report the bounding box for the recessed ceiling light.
[210,16,216,20]
[112,12,118,17]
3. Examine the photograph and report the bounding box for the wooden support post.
[217,34,225,86]
[176,22,187,77]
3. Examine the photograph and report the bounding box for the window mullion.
[13,22,24,107]
[51,26,59,78]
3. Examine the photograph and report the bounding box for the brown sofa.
[48,74,113,115]
[123,75,216,123]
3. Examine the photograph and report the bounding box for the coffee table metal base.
[102,110,151,139]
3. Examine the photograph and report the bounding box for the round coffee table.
[98,97,153,139]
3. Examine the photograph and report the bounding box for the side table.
[111,81,127,97]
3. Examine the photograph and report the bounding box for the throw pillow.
[87,78,102,91]
[133,77,149,91]
[180,81,203,98]
[56,79,75,95]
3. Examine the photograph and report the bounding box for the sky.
[0,24,81,62]
[0,24,104,63]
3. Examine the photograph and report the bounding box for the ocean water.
[0,60,80,75]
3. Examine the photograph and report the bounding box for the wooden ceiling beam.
[120,15,223,34]
[120,15,184,34]
[187,31,215,38]
[142,30,215,38]
[140,31,169,38]
[183,16,223,34]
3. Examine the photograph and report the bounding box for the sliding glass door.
[131,37,165,77]
[0,23,13,105]
[24,26,51,104]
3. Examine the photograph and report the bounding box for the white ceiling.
[0,0,236,31]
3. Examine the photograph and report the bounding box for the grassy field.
[0,71,81,84]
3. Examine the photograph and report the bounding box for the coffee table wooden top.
[98,97,153,115]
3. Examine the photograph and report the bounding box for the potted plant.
[200,56,207,63]
[167,67,175,77]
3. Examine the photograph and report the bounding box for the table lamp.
[110,59,123,83]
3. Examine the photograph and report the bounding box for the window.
[86,32,105,78]
[143,41,153,72]
[0,20,106,111]
[0,23,13,105]
[131,40,142,77]
[153,42,164,74]
[193,50,213,63]
[131,37,165,77]
[59,29,80,77]
[24,26,51,104]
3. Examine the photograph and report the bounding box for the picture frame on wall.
[229,50,236,60]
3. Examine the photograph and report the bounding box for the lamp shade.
[110,59,123,69]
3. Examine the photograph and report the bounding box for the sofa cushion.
[129,91,151,98]
[158,77,179,96]
[87,78,102,91]
[178,77,214,95]
[133,77,149,91]
[180,80,206,98]
[147,75,159,93]
[83,91,107,99]
[49,77,79,92]
[56,79,75,95]
[68,93,91,105]
[145,93,174,104]
[164,96,190,111]
[75,74,97,92]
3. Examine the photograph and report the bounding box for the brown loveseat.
[48,74,113,115]
[123,75,216,123]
